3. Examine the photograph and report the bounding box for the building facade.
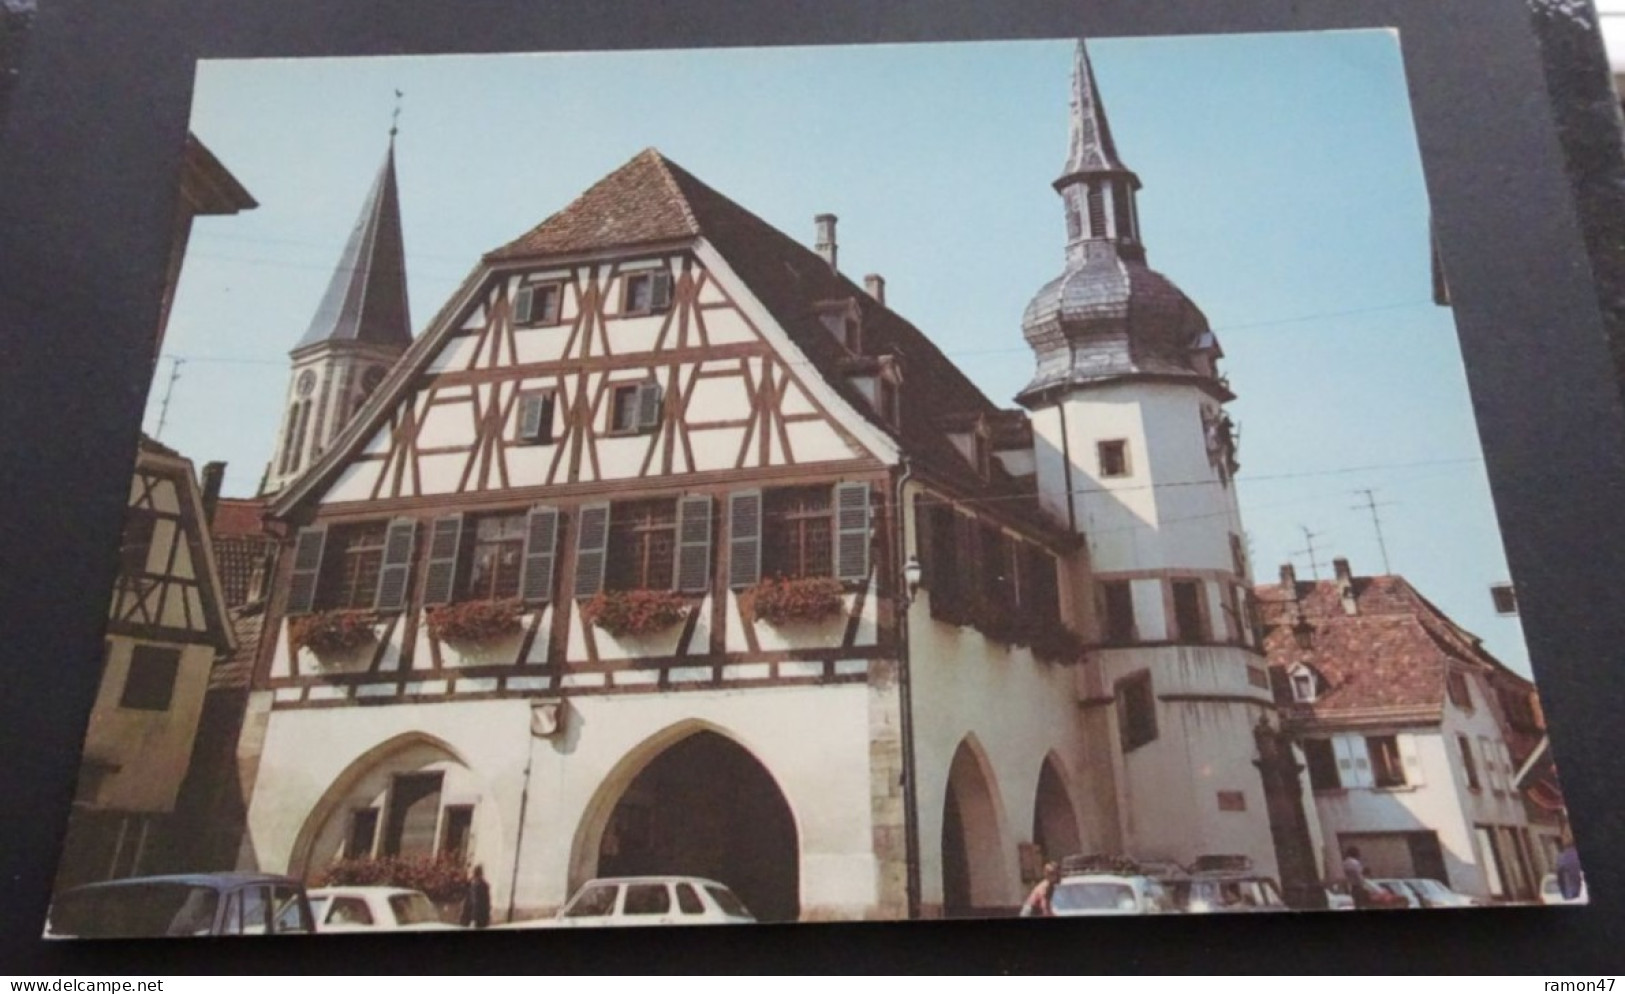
[1258,558,1561,901]
[234,42,1293,921]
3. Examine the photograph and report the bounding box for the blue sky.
[158,32,1534,675]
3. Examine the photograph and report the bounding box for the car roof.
[1057,873,1145,884]
[308,886,425,897]
[576,876,734,889]
[56,872,301,896]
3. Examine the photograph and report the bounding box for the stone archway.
[1032,753,1083,864]
[940,737,1008,917]
[578,728,800,922]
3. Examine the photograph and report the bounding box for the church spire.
[294,137,412,352]
[1053,40,1143,261]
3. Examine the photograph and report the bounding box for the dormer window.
[514,280,564,326]
[622,270,673,316]
[816,299,863,353]
[1289,663,1317,703]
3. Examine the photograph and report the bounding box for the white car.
[1389,878,1478,908]
[308,886,462,932]
[1540,872,1588,905]
[1050,874,1176,916]
[500,876,756,928]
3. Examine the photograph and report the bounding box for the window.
[1100,581,1135,644]
[1490,583,1517,615]
[564,884,619,918]
[439,805,474,858]
[120,509,157,577]
[920,500,964,617]
[1447,671,1474,710]
[381,772,444,858]
[1303,739,1341,790]
[1367,735,1407,789]
[606,499,677,591]
[1171,579,1208,642]
[1018,544,1062,627]
[1289,664,1317,703]
[325,897,373,927]
[514,280,563,326]
[623,884,671,915]
[1216,790,1246,812]
[1246,665,1270,690]
[609,381,662,434]
[676,883,705,915]
[517,390,556,444]
[315,522,389,611]
[978,526,1015,616]
[1086,182,1107,237]
[120,645,181,711]
[763,486,833,579]
[1458,735,1481,791]
[1117,671,1157,752]
[1097,439,1129,478]
[347,809,379,858]
[465,514,526,601]
[622,270,672,315]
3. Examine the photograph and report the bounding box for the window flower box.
[427,598,524,643]
[750,576,846,626]
[290,609,378,655]
[581,588,691,637]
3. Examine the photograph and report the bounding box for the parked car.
[499,876,756,928]
[1050,873,1177,916]
[308,886,462,932]
[1323,883,1355,910]
[46,873,314,939]
[1380,878,1478,909]
[1161,872,1287,913]
[1540,872,1589,905]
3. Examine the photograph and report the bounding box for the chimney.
[1333,557,1358,615]
[201,461,226,523]
[814,213,838,271]
[1279,563,1297,592]
[864,273,886,306]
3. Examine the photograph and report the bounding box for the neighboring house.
[1257,558,1562,901]
[55,437,236,889]
[236,42,1292,921]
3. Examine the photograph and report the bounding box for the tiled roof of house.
[488,149,1067,543]
[210,607,263,692]
[209,498,272,609]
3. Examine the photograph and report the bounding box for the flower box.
[427,598,524,643]
[750,576,846,626]
[581,588,691,637]
[289,609,378,655]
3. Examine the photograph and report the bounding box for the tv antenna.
[154,356,185,440]
[1352,488,1395,574]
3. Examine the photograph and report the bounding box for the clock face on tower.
[296,370,317,398]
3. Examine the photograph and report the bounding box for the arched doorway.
[940,738,1007,917]
[595,730,799,922]
[1032,754,1082,864]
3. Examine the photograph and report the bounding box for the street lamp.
[903,555,922,604]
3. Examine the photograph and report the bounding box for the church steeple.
[1054,41,1143,262]
[264,126,413,494]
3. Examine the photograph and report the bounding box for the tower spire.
[1052,40,1143,261]
[1062,40,1129,179]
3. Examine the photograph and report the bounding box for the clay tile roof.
[209,498,272,609]
[210,608,264,691]
[487,148,703,260]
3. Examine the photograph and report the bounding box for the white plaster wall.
[86,638,216,814]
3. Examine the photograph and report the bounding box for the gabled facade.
[56,438,237,889]
[236,43,1294,921]
[1258,558,1563,901]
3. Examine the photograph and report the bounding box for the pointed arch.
[287,731,473,879]
[1032,750,1084,863]
[940,734,1014,916]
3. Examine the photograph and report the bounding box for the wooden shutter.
[519,506,560,603]
[421,514,464,606]
[727,490,762,589]
[518,393,547,442]
[1398,733,1425,787]
[513,285,534,325]
[1331,735,1360,790]
[573,503,611,598]
[286,525,328,615]
[834,482,871,581]
[650,270,673,311]
[373,517,418,612]
[636,381,663,431]
[676,495,713,593]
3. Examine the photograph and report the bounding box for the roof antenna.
[390,88,404,144]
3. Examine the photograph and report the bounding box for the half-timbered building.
[238,42,1290,920]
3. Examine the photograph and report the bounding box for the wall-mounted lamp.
[903,555,923,605]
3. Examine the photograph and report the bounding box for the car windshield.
[1052,881,1137,912]
[563,884,619,918]
[1409,879,1449,899]
[705,885,751,918]
[388,893,440,925]
[50,883,220,938]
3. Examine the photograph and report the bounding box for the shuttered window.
[763,487,832,579]
[608,382,662,434]
[518,506,560,603]
[1303,739,1341,790]
[834,482,870,581]
[514,281,562,327]
[573,503,611,598]
[316,523,390,611]
[623,270,673,315]
[728,490,763,589]
[421,514,465,606]
[606,499,677,591]
[517,390,556,444]
[1333,735,1374,788]
[1367,735,1407,789]
[286,526,328,615]
[382,772,443,858]
[636,381,663,431]
[675,496,713,593]
[373,518,417,612]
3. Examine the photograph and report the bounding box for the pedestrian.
[1556,837,1585,902]
[1342,846,1372,909]
[1020,862,1062,917]
[462,864,492,928]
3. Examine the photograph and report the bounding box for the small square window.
[609,382,662,434]
[1290,667,1316,703]
[1117,671,1157,752]
[517,390,556,444]
[120,645,181,711]
[622,270,673,316]
[1100,581,1135,644]
[1171,579,1208,642]
[1458,735,1481,791]
[1367,735,1407,789]
[1490,583,1517,615]
[514,281,563,326]
[1446,670,1474,710]
[1098,439,1130,478]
